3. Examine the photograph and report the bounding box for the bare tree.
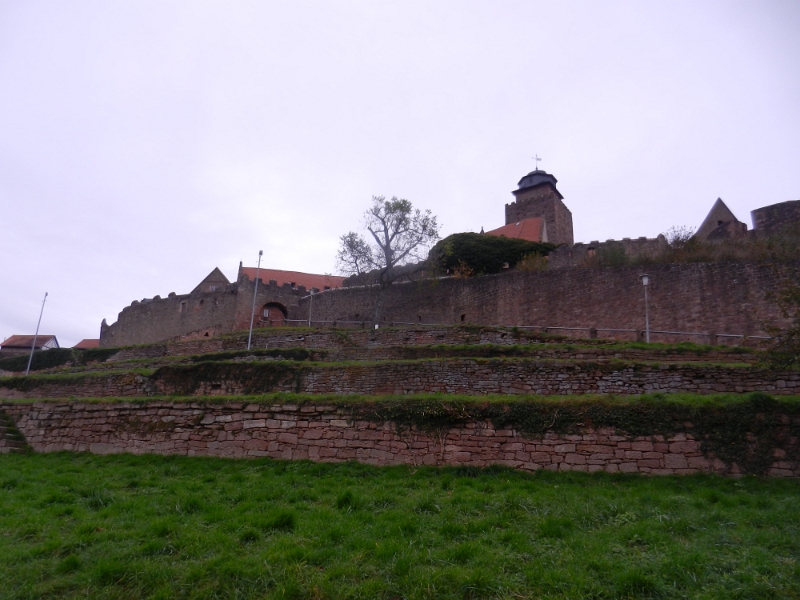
[337,196,440,323]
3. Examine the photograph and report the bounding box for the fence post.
[589,328,598,339]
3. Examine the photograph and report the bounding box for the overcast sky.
[1,0,799,346]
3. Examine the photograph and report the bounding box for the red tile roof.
[1,335,59,349]
[73,339,100,349]
[240,268,345,291]
[485,218,546,243]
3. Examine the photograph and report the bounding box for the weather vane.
[534,154,542,170]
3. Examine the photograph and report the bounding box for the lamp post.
[300,289,316,327]
[25,292,48,376]
[639,274,651,343]
[247,250,263,350]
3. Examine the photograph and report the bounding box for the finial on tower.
[533,154,542,171]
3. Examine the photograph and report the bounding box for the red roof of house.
[1,335,59,349]
[73,339,100,349]
[485,218,546,243]
[240,268,345,291]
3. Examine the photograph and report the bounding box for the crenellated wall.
[99,260,799,347]
[100,277,310,347]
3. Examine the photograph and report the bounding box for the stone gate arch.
[259,302,287,326]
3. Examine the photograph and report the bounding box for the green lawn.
[1,453,799,599]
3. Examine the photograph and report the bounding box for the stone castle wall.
[300,261,798,340]
[99,260,798,348]
[100,286,240,348]
[100,277,308,347]
[2,400,797,476]
[751,200,800,235]
[2,360,798,399]
[547,236,668,269]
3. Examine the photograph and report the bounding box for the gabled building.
[237,264,345,291]
[0,334,59,357]
[73,339,100,349]
[485,217,548,243]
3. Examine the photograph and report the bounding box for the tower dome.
[517,169,558,192]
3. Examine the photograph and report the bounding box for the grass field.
[1,453,799,599]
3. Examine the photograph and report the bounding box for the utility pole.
[25,292,48,376]
[247,251,263,350]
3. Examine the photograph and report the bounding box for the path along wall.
[2,361,799,399]
[1,400,798,477]
[301,261,799,340]
[104,326,760,364]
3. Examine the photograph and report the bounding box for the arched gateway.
[259,302,287,326]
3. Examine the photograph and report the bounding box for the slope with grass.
[1,453,799,599]
[2,325,800,598]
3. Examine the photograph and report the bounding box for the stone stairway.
[0,410,28,453]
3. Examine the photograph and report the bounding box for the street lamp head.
[258,250,263,257]
[639,274,651,286]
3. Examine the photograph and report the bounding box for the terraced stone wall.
[108,327,548,362]
[2,362,798,399]
[105,325,763,364]
[2,401,797,477]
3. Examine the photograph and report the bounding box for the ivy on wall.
[345,393,800,476]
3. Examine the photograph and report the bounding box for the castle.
[98,168,800,347]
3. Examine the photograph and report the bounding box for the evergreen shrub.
[430,233,555,276]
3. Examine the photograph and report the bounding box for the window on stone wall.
[263,308,270,318]
[460,314,466,322]
[180,301,188,313]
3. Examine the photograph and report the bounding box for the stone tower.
[505,169,574,246]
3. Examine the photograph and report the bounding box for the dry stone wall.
[105,326,760,364]
[2,400,797,477]
[2,361,798,399]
